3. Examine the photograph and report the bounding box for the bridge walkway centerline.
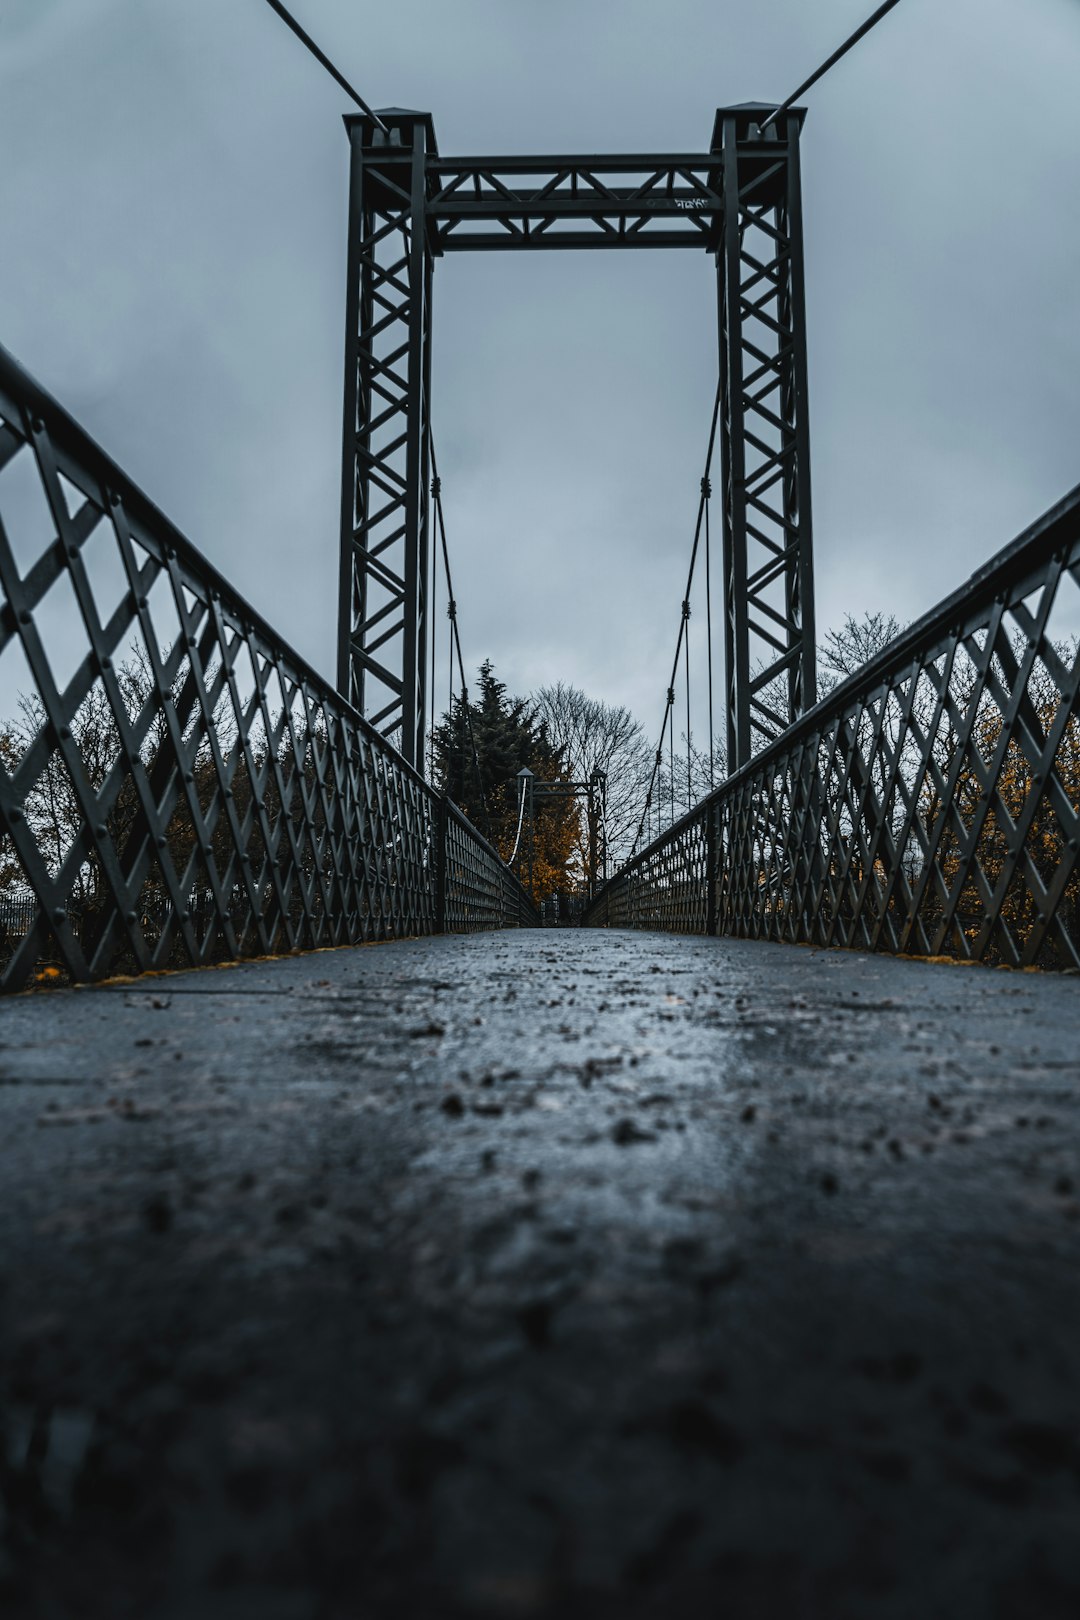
[1,929,1078,1615]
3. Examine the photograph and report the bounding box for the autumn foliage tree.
[432,661,578,899]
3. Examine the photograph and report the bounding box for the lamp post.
[516,768,535,898]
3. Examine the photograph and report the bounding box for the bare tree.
[532,683,653,879]
[0,679,136,908]
[0,649,245,916]
[819,611,904,694]
[747,610,905,750]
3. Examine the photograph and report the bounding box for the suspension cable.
[704,481,715,790]
[684,598,692,814]
[429,464,438,782]
[630,381,722,861]
[447,587,453,779]
[260,0,390,132]
[669,699,675,831]
[759,0,904,132]
[429,435,490,831]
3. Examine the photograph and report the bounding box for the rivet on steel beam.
[184,772,194,783]
[101,656,112,670]
[52,907,65,924]
[9,808,22,822]
[126,911,137,923]
[96,823,108,838]
[156,835,167,848]
[18,610,31,625]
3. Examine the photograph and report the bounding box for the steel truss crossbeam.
[339,105,815,773]
[427,155,722,252]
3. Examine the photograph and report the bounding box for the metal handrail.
[586,485,1080,969]
[0,345,537,990]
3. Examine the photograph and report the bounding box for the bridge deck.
[2,932,1079,1617]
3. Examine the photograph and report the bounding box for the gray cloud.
[1,0,1078,744]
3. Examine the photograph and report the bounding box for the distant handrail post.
[705,802,718,936]
[436,793,449,933]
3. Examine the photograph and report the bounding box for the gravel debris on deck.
[1,929,1079,1618]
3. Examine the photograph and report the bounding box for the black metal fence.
[0,346,537,992]
[441,798,538,932]
[539,891,587,927]
[585,486,1080,970]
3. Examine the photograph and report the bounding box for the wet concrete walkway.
[1,929,1079,1618]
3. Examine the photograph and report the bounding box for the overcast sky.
[2,0,1079,752]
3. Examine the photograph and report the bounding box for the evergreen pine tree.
[432,661,578,897]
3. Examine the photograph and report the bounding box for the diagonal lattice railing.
[585,485,1080,969]
[0,345,537,992]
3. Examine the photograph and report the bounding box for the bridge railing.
[0,346,537,992]
[441,797,539,932]
[585,486,1080,970]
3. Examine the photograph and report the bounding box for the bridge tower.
[338,109,435,771]
[713,105,816,768]
[338,106,815,776]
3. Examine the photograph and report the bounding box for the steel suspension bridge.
[0,3,1078,1615]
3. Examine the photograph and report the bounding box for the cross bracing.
[426,154,724,251]
[338,105,815,775]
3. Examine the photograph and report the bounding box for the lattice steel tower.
[338,105,815,774]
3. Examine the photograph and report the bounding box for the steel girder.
[426,154,723,251]
[339,111,434,769]
[339,106,816,774]
[715,107,816,771]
